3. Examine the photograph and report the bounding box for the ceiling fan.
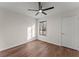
[28,2,54,16]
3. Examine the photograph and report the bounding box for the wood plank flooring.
[0,39,79,57]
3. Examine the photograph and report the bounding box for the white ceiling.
[0,2,79,18]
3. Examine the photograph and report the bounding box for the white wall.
[37,15,61,46]
[0,8,36,51]
[37,8,79,51]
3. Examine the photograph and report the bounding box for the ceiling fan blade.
[42,12,47,15]
[35,12,39,16]
[28,9,38,11]
[38,2,42,10]
[42,7,54,11]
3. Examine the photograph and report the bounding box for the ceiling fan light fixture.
[39,10,42,13]
[28,2,54,16]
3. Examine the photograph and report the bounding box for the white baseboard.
[38,39,61,46]
[0,37,37,51]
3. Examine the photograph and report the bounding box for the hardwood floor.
[0,39,79,57]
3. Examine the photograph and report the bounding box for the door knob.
[61,33,64,35]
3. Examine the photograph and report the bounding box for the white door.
[62,17,76,49]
